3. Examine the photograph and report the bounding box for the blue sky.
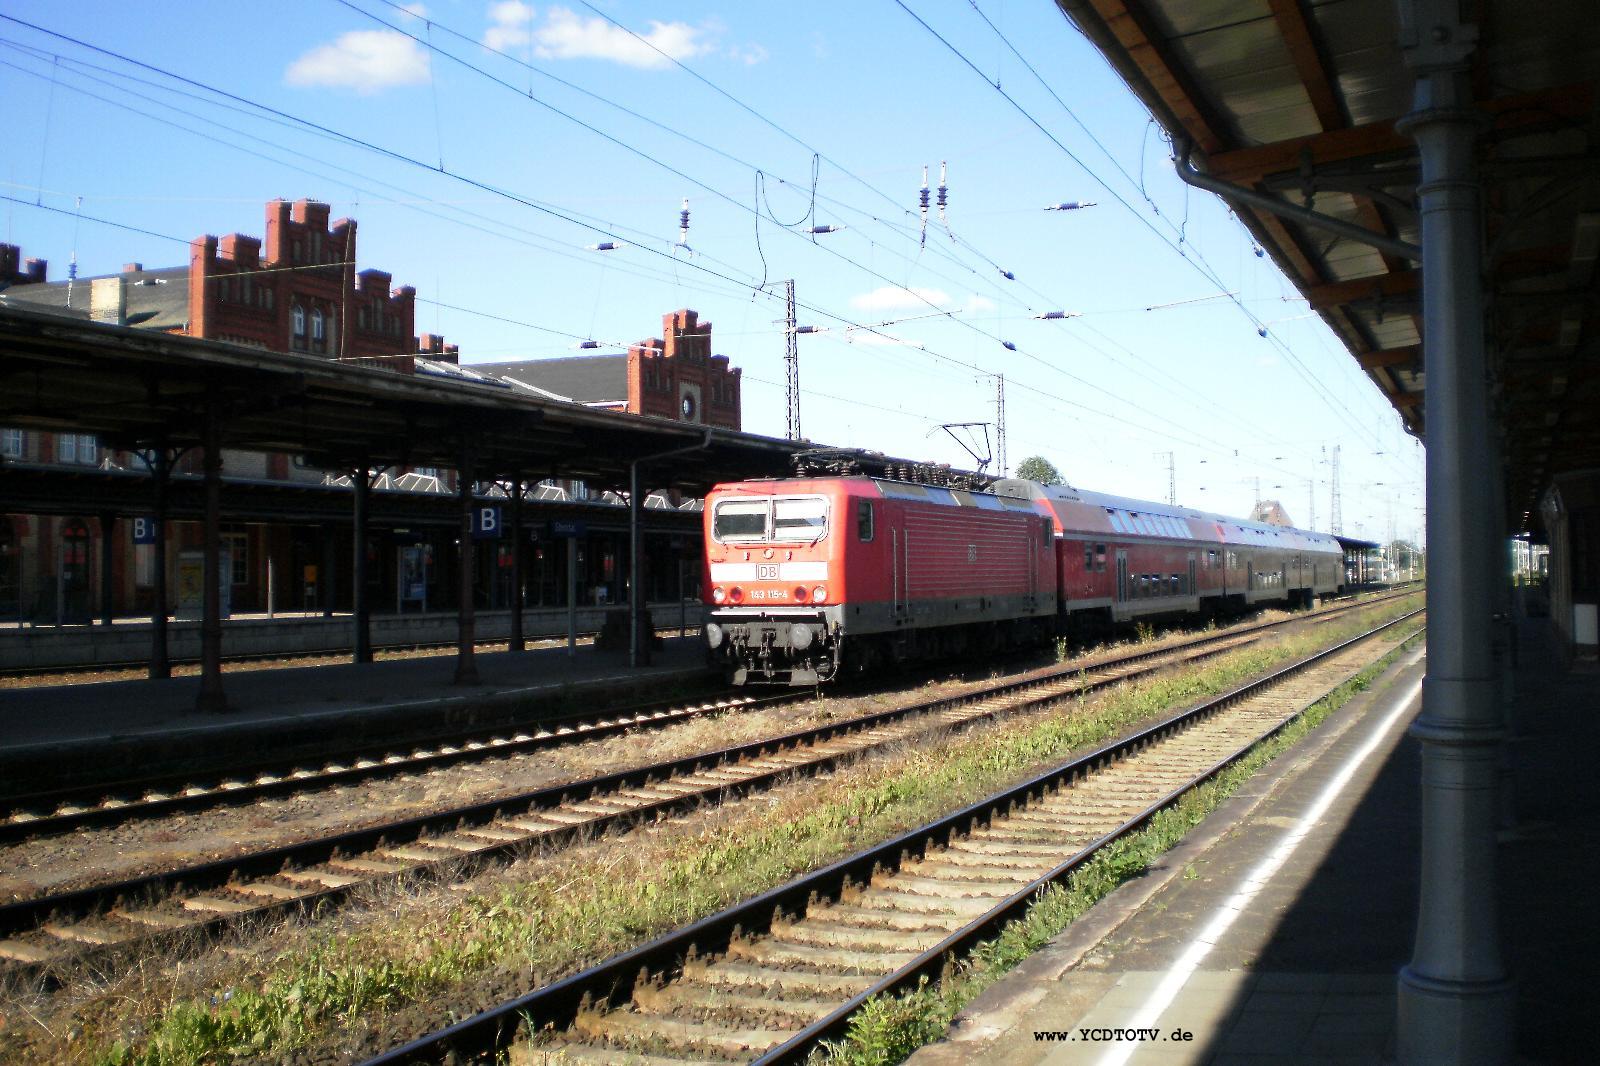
[0,1,1424,547]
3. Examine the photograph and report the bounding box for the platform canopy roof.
[1055,0,1598,532]
[0,306,802,493]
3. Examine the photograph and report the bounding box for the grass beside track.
[14,596,1422,1066]
[814,627,1426,1066]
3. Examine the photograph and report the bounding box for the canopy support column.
[1396,4,1513,1061]
[196,390,228,713]
[454,446,480,685]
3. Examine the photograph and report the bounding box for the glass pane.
[773,497,828,539]
[713,499,768,541]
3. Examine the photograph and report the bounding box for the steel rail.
[0,687,774,843]
[0,587,1415,843]
[0,628,1264,964]
[358,608,1423,1065]
[0,591,1419,978]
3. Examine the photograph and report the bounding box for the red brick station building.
[0,199,742,627]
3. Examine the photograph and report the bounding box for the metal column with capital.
[352,461,373,664]
[453,447,480,685]
[196,391,228,713]
[509,474,525,653]
[1395,2,1514,1061]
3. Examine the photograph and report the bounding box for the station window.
[1,428,22,457]
[858,500,874,542]
[221,528,249,585]
[311,308,325,342]
[291,304,306,346]
[57,433,96,465]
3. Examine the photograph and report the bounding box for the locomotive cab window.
[712,499,769,542]
[857,500,875,542]
[773,497,829,542]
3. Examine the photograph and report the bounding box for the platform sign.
[549,519,587,538]
[132,517,161,544]
[470,506,502,540]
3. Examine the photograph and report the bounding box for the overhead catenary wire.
[0,14,1408,486]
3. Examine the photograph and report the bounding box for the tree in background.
[1015,456,1064,485]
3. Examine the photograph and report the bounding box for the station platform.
[908,618,1596,1065]
[0,635,716,796]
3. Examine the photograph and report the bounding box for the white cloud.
[726,42,768,66]
[285,30,431,93]
[534,6,711,68]
[484,1,535,50]
[965,294,996,313]
[398,2,429,19]
[850,286,952,312]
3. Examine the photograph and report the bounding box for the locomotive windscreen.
[712,499,769,541]
[711,495,830,544]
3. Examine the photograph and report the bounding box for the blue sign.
[132,516,161,545]
[549,519,587,538]
[470,506,503,540]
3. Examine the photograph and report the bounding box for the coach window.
[858,500,875,542]
[1083,543,1093,570]
[1094,543,1106,571]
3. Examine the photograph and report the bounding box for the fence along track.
[364,610,1421,1066]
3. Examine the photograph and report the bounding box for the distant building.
[1251,499,1294,527]
[477,309,742,430]
[0,199,419,360]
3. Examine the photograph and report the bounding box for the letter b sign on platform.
[470,506,502,540]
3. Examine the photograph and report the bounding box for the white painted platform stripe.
[1092,651,1426,1066]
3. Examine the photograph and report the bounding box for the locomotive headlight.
[811,585,827,603]
[789,623,813,650]
[706,623,724,649]
[729,586,744,603]
[793,585,808,602]
[711,586,727,604]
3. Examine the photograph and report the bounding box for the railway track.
[0,689,777,843]
[0,596,1422,974]
[367,609,1424,1066]
[0,587,1418,844]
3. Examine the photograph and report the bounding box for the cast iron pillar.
[98,511,116,627]
[629,460,647,668]
[1395,2,1514,1061]
[352,461,373,664]
[509,474,525,653]
[196,394,228,713]
[453,449,480,685]
[145,442,173,679]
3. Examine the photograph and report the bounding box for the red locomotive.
[703,468,1345,686]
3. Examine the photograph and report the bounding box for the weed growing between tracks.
[814,627,1426,1066]
[27,598,1422,1066]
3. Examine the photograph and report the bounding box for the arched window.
[291,304,306,336]
[311,308,325,342]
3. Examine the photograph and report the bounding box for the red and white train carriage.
[703,472,1345,686]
